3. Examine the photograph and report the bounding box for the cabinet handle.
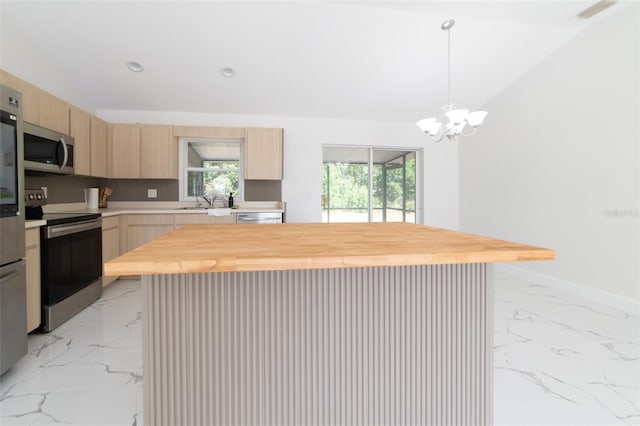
[60,136,69,170]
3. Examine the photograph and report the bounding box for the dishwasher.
[236,212,283,224]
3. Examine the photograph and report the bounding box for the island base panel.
[143,264,493,426]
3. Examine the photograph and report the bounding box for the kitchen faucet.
[201,193,213,207]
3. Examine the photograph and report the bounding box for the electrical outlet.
[147,188,158,198]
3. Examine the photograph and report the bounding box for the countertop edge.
[104,250,555,276]
[104,223,555,276]
[25,219,46,229]
[91,208,282,217]
[25,208,284,225]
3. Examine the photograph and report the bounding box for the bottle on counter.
[228,192,234,208]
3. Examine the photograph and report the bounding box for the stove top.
[41,212,101,226]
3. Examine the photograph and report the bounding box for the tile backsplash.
[25,175,281,203]
[104,179,179,201]
[25,175,101,203]
[244,180,282,201]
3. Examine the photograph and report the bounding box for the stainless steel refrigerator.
[0,83,27,375]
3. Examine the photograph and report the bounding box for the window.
[322,146,418,223]
[179,138,243,201]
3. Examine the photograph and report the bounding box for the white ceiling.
[0,0,630,122]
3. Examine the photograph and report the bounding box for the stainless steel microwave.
[23,122,74,174]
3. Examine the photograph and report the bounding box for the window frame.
[321,145,422,224]
[178,137,244,202]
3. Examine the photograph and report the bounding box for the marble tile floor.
[493,269,639,426]
[0,271,638,426]
[0,280,143,426]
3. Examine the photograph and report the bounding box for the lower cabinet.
[123,213,236,252]
[125,214,175,252]
[25,228,41,333]
[102,216,121,286]
[174,213,235,227]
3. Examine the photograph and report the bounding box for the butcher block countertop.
[104,222,554,276]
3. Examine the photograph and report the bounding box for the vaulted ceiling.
[0,1,629,122]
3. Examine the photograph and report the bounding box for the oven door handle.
[46,219,102,239]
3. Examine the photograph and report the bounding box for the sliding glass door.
[322,146,417,223]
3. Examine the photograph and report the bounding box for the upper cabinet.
[141,124,176,179]
[90,117,109,178]
[0,70,39,124]
[109,124,141,178]
[39,91,69,134]
[71,108,109,178]
[69,106,92,176]
[0,70,68,134]
[110,123,177,179]
[244,127,283,180]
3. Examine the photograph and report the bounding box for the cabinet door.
[244,128,283,180]
[102,218,121,287]
[109,124,141,178]
[141,124,175,179]
[25,229,41,332]
[90,117,108,178]
[174,213,236,226]
[0,70,40,125]
[39,91,69,134]
[69,106,91,176]
[126,214,174,251]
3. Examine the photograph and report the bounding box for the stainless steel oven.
[23,122,74,175]
[26,189,103,332]
[40,213,103,332]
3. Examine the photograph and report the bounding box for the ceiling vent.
[577,0,617,19]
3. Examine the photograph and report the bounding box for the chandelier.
[417,19,488,142]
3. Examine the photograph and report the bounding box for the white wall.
[0,8,95,112]
[98,109,459,227]
[459,6,639,301]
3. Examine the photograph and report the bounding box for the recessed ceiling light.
[220,67,235,78]
[126,61,144,72]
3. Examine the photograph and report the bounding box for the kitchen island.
[105,222,553,426]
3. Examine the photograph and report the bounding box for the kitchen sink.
[178,206,210,210]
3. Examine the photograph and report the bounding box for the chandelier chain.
[447,24,451,108]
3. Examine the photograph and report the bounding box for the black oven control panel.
[25,189,46,207]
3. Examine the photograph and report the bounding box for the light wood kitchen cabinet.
[0,69,69,133]
[110,124,178,179]
[102,216,121,286]
[25,228,41,333]
[244,127,283,180]
[69,106,92,176]
[39,91,69,134]
[174,213,235,226]
[90,117,108,178]
[125,214,174,252]
[0,70,40,125]
[141,124,176,178]
[109,123,141,178]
